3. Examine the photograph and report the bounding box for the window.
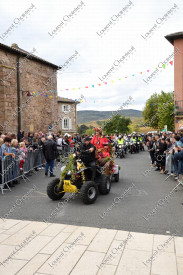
[63,105,68,112]
[64,119,69,129]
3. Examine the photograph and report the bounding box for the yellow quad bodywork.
[77,162,82,170]
[63,180,77,193]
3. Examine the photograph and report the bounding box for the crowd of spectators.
[146,132,183,180]
[2,129,183,190]
[0,131,82,189]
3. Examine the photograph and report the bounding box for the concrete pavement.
[0,218,183,275]
[0,150,183,236]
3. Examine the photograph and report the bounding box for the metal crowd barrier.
[0,148,45,195]
[56,145,74,162]
[164,154,183,190]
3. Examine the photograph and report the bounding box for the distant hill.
[77,109,142,124]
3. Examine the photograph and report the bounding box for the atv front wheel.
[47,178,65,200]
[98,175,111,195]
[80,181,98,204]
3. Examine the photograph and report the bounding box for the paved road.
[0,150,183,236]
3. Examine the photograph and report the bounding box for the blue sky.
[0,0,183,111]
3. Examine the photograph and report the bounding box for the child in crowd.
[19,142,27,173]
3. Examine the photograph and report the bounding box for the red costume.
[91,128,114,175]
[91,128,111,160]
[91,135,108,150]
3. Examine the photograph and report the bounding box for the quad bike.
[115,144,125,158]
[47,153,120,205]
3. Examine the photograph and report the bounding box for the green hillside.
[77,109,142,124]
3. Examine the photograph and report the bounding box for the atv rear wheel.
[47,178,65,200]
[98,175,111,194]
[80,181,98,204]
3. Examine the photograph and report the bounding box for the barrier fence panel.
[0,156,4,193]
[0,149,45,195]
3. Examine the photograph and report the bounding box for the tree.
[142,91,174,130]
[78,124,89,135]
[97,120,103,126]
[85,128,94,136]
[103,114,131,134]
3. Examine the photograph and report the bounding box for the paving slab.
[0,219,181,275]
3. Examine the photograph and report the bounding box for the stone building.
[57,97,78,134]
[165,32,183,132]
[0,43,59,134]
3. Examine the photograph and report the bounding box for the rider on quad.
[78,137,96,181]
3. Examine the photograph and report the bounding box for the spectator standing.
[18,142,27,173]
[57,135,63,154]
[1,137,15,188]
[148,136,155,166]
[11,139,20,184]
[43,135,57,177]
[18,130,23,142]
[23,133,30,146]
[1,137,15,159]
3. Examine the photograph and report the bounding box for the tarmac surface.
[0,149,183,236]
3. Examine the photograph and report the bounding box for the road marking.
[34,190,47,197]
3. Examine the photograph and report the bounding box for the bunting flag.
[24,60,174,95]
[59,60,173,91]
[23,60,174,104]
[30,91,174,106]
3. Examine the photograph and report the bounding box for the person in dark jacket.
[79,137,96,181]
[43,135,57,177]
[148,136,155,166]
[156,138,167,173]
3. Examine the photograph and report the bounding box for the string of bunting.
[60,60,174,92]
[28,92,173,106]
[32,90,56,98]
[23,59,174,103]
[74,99,134,105]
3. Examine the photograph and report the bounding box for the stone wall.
[0,51,18,133]
[0,48,58,134]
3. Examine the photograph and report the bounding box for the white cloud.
[0,0,182,112]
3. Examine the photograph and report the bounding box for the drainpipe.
[75,102,77,132]
[16,56,21,133]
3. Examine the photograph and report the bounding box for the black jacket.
[43,139,57,160]
[148,140,154,151]
[158,142,167,155]
[80,143,95,163]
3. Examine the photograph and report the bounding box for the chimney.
[11,43,19,49]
